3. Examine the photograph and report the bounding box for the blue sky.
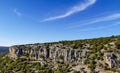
[0,0,120,46]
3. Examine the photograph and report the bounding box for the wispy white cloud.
[88,13,120,24]
[67,13,120,29]
[42,0,96,22]
[78,22,120,31]
[13,9,22,16]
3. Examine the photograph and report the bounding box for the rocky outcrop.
[104,53,119,68]
[9,42,120,69]
[9,47,23,58]
[7,36,120,73]
[9,43,89,64]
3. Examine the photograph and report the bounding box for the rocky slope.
[8,36,120,73]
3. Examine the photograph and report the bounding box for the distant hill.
[0,46,9,54]
[1,35,120,73]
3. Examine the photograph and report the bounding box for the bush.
[73,70,80,73]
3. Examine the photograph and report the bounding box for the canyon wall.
[9,41,120,69]
[9,43,90,64]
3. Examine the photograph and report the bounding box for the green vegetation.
[1,35,120,73]
[0,54,70,73]
[73,70,80,73]
[115,37,120,49]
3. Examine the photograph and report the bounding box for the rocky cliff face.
[9,43,120,68]
[104,53,119,68]
[8,36,120,72]
[9,43,89,64]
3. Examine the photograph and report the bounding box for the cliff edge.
[8,36,120,72]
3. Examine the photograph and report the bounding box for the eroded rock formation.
[9,43,90,64]
[104,53,119,68]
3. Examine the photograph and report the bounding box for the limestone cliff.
[9,43,89,64]
[8,36,120,72]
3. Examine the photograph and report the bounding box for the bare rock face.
[104,53,119,68]
[9,47,23,58]
[9,44,85,64]
[7,36,120,73]
[9,43,120,69]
